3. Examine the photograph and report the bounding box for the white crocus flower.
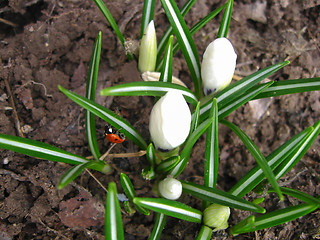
[203,203,230,231]
[201,37,237,95]
[158,177,182,200]
[138,20,157,73]
[149,91,191,150]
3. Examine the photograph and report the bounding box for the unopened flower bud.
[138,20,157,72]
[158,177,182,200]
[149,91,191,150]
[201,37,237,95]
[203,203,230,231]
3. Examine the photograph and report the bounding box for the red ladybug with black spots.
[104,124,125,143]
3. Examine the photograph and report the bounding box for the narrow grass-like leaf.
[181,181,265,213]
[86,32,102,160]
[120,173,150,215]
[170,118,213,177]
[93,0,133,60]
[59,86,148,149]
[157,4,225,71]
[221,120,284,201]
[133,197,202,223]
[217,0,233,38]
[156,156,180,173]
[229,126,313,197]
[204,98,219,190]
[229,215,255,236]
[105,182,124,240]
[141,0,156,38]
[199,61,290,120]
[253,203,318,232]
[218,82,273,120]
[190,101,201,134]
[58,162,105,189]
[0,134,109,172]
[157,0,196,63]
[159,35,173,83]
[100,81,198,105]
[268,187,320,205]
[273,119,320,180]
[149,213,167,240]
[120,173,136,201]
[146,143,156,168]
[160,0,202,98]
[195,225,213,240]
[254,77,320,99]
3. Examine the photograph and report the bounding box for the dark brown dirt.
[0,0,319,239]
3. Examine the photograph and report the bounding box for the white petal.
[149,91,191,150]
[201,37,237,95]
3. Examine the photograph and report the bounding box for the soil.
[0,0,319,239]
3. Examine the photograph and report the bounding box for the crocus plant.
[0,0,320,239]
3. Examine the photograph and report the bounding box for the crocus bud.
[201,37,237,95]
[203,203,230,231]
[149,91,191,150]
[138,20,157,72]
[158,177,182,200]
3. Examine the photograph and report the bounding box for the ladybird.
[104,124,125,143]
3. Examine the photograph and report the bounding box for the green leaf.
[157,4,225,71]
[92,0,133,59]
[105,182,124,240]
[273,119,320,180]
[254,77,320,99]
[199,61,290,120]
[0,134,108,172]
[157,0,196,64]
[229,126,313,197]
[133,197,202,223]
[268,187,320,205]
[86,32,102,160]
[218,82,274,120]
[146,143,156,168]
[156,155,180,173]
[58,162,108,189]
[195,225,213,240]
[190,101,201,134]
[160,0,202,98]
[141,0,156,38]
[120,173,150,215]
[159,35,174,83]
[221,120,284,201]
[149,213,167,240]
[100,81,198,105]
[229,215,255,236]
[253,203,318,231]
[169,117,213,177]
[204,98,219,191]
[181,181,265,213]
[58,86,148,150]
[217,0,233,38]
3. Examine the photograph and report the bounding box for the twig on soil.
[3,59,24,137]
[37,217,70,240]
[85,169,108,193]
[17,80,53,98]
[0,17,18,27]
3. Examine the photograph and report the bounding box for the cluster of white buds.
[201,37,237,95]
